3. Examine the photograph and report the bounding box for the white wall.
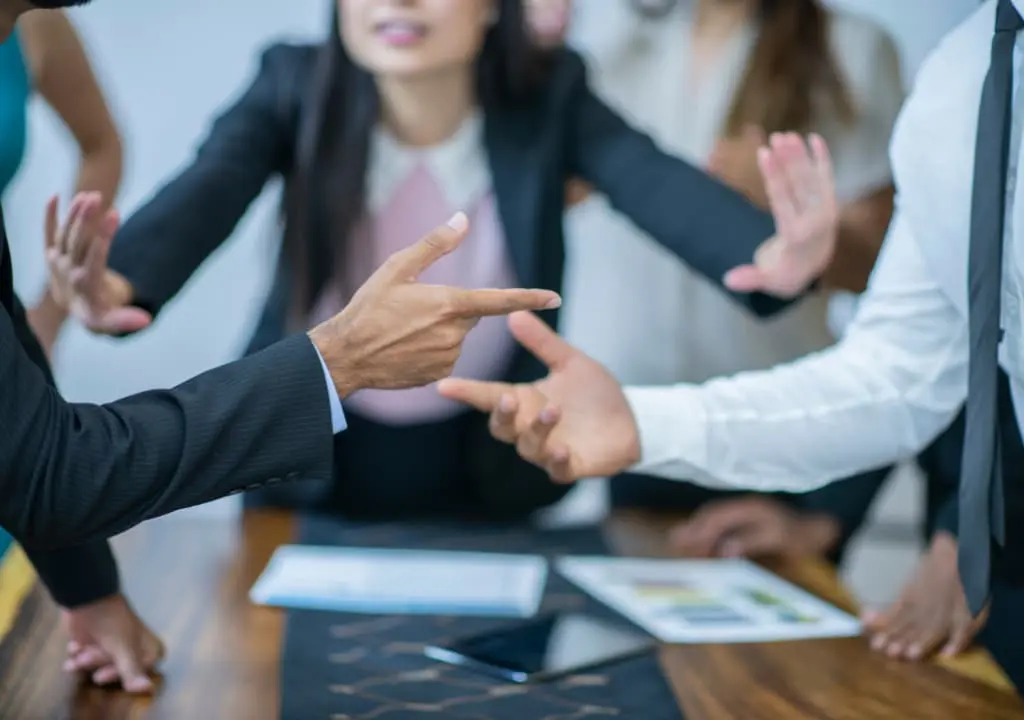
[5,0,981,521]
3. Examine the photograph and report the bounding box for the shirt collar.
[367,111,490,212]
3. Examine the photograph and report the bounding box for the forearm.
[24,540,119,608]
[0,305,333,548]
[622,212,966,494]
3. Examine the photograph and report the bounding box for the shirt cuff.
[314,346,347,434]
[622,384,723,487]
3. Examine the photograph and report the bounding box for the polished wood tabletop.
[0,510,1021,719]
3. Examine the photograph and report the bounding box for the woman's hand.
[45,192,150,335]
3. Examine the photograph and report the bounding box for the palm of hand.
[530,353,639,479]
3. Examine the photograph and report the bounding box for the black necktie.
[959,0,1023,617]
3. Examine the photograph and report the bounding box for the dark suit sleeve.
[465,412,572,519]
[560,51,792,317]
[0,302,333,549]
[4,293,121,606]
[792,466,892,562]
[107,44,305,319]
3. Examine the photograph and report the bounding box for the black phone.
[423,612,654,683]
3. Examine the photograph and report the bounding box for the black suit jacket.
[104,44,796,518]
[0,209,335,551]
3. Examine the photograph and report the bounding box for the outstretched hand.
[45,192,150,335]
[310,214,562,397]
[438,311,639,482]
[724,132,838,297]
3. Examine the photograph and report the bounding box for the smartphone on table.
[424,612,654,683]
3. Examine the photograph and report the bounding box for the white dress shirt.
[623,0,1024,493]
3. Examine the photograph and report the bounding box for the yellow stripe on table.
[0,546,36,643]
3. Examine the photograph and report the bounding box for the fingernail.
[446,211,468,232]
[907,644,921,659]
[545,295,562,309]
[871,635,885,650]
[539,407,557,424]
[499,395,515,412]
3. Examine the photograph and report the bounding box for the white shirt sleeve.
[314,346,347,434]
[622,209,969,493]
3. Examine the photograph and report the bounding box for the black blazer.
[0,209,335,550]
[105,44,793,518]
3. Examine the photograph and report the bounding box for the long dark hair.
[282,0,550,325]
[629,0,855,136]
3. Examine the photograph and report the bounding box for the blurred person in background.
[0,7,164,696]
[526,0,983,662]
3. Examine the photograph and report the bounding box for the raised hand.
[45,192,150,335]
[724,132,838,297]
[437,311,639,482]
[310,213,562,397]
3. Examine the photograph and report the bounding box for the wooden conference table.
[0,510,1021,719]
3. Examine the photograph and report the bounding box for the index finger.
[437,377,513,413]
[448,287,561,318]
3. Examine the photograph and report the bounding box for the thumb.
[382,212,469,282]
[109,641,153,693]
[95,307,152,336]
[723,264,767,293]
[508,311,575,369]
[436,378,511,413]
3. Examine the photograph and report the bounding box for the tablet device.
[424,612,654,683]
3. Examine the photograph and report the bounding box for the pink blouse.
[308,113,518,425]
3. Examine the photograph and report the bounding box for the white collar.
[1015,0,1023,18]
[367,111,491,212]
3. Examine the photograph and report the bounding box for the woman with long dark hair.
[45,0,831,522]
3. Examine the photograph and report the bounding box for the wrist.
[795,514,842,556]
[308,323,360,399]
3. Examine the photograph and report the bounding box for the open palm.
[439,312,640,482]
[724,132,838,297]
[44,193,150,335]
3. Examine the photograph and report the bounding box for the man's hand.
[861,531,987,661]
[44,192,150,335]
[310,213,561,397]
[724,132,838,298]
[707,124,769,209]
[525,0,572,47]
[668,496,841,559]
[61,593,164,693]
[437,310,637,481]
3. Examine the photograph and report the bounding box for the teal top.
[0,29,28,560]
[0,29,29,197]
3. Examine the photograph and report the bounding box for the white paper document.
[556,556,861,644]
[250,545,548,617]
